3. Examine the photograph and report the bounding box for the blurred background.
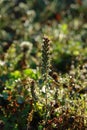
[0,0,87,73]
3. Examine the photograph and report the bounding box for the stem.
[41,36,51,129]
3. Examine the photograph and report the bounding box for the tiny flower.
[20,41,32,52]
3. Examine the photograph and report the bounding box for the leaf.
[73,50,79,56]
[9,71,21,79]
[38,125,43,130]
[2,92,8,100]
[61,23,68,34]
[23,69,37,80]
[16,96,24,104]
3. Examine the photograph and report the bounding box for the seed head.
[41,36,51,80]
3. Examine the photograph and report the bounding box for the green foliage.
[23,69,37,80]
[9,71,21,79]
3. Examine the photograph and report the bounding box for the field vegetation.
[0,0,87,130]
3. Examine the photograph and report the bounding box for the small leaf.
[10,71,21,79]
[23,69,37,79]
[2,92,8,100]
[16,96,24,104]
[38,125,43,130]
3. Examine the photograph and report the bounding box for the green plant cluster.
[0,0,87,130]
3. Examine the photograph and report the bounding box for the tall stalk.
[41,36,51,129]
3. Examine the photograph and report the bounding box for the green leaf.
[38,125,43,130]
[16,96,24,104]
[2,92,8,100]
[23,69,37,79]
[73,50,79,56]
[9,71,21,79]
[61,23,68,33]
